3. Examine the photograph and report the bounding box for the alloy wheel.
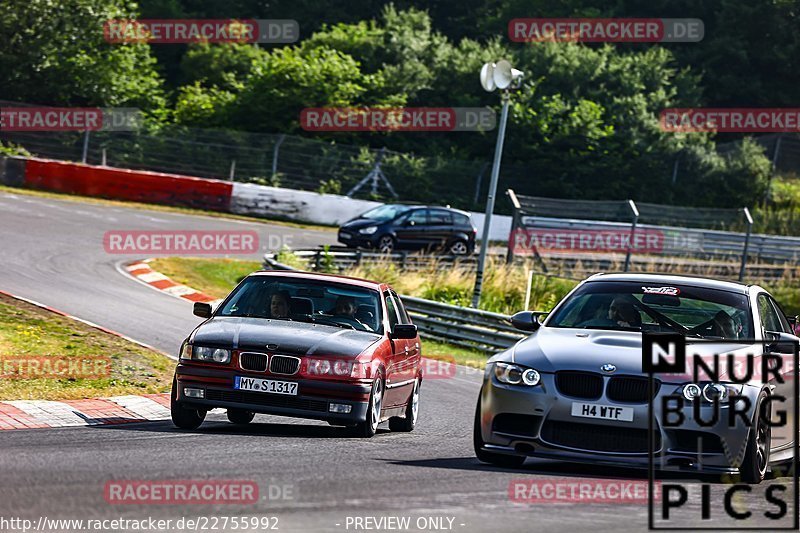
[449,241,468,255]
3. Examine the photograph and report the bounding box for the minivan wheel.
[170,380,206,430]
[449,240,469,255]
[377,235,395,253]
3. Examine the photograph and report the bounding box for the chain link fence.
[503,192,790,281]
[0,100,504,208]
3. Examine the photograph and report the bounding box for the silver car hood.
[510,327,760,384]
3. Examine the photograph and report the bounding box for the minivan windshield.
[546,281,753,340]
[218,276,383,334]
[359,204,410,221]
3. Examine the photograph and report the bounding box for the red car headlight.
[303,357,369,380]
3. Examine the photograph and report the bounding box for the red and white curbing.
[0,394,170,430]
[0,290,175,431]
[125,260,222,306]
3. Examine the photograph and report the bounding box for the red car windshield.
[217,276,383,334]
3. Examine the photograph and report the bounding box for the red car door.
[382,290,417,407]
[382,290,411,407]
[392,289,420,377]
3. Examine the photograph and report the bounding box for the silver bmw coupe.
[474,273,798,483]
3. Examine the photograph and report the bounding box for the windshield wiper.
[310,317,355,330]
[225,312,270,319]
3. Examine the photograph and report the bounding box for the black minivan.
[338,204,477,255]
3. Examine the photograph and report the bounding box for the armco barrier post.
[623,199,639,272]
[739,207,753,282]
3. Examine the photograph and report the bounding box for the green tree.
[0,0,166,113]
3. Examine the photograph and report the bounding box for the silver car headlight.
[359,226,378,235]
[192,346,231,364]
[676,382,740,402]
[494,362,541,386]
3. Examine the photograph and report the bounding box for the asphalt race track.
[0,191,796,532]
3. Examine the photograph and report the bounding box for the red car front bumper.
[175,363,372,424]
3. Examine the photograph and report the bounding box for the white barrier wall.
[231,183,382,225]
[230,182,512,241]
[471,212,512,243]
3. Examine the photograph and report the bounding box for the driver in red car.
[329,295,371,329]
[333,296,358,318]
[269,290,291,319]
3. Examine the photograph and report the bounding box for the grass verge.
[0,293,173,400]
[149,257,261,299]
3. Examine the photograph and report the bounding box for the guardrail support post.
[739,207,753,282]
[623,199,639,273]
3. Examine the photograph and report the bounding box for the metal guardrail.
[264,245,799,282]
[506,193,779,281]
[399,296,524,351]
[262,252,523,351]
[265,247,489,272]
[517,216,800,264]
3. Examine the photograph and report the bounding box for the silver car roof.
[585,272,750,294]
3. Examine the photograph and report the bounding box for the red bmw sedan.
[171,271,422,437]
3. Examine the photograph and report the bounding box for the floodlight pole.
[471,91,511,308]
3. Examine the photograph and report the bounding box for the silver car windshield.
[547,281,753,340]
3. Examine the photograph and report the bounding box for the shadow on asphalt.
[385,456,750,484]
[94,419,392,439]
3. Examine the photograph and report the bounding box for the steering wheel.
[688,318,713,332]
[315,313,370,331]
[332,316,370,331]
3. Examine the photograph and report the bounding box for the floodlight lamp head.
[480,62,496,92]
[493,60,524,90]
